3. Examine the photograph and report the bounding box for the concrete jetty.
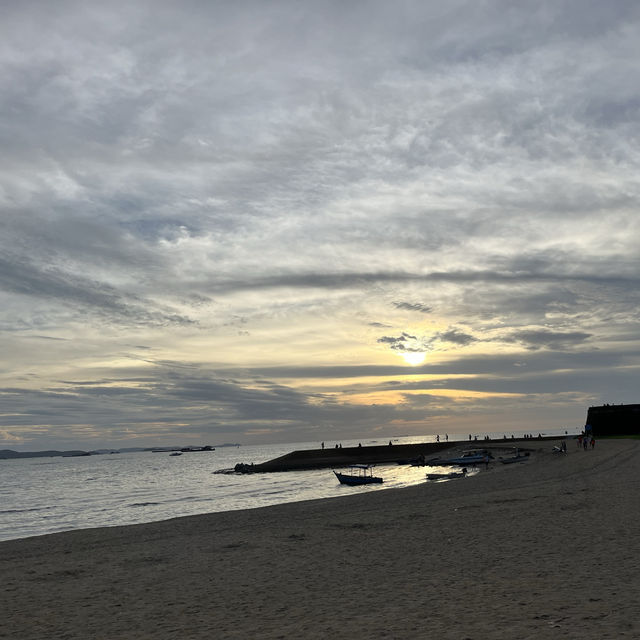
[251,441,454,472]
[231,436,570,473]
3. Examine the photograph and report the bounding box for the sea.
[0,428,579,542]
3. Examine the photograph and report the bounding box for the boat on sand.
[429,449,492,466]
[499,449,530,464]
[426,469,468,480]
[334,465,383,486]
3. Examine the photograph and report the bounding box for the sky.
[1,1,639,451]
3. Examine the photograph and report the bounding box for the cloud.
[0,252,193,327]
[437,328,478,346]
[1,1,639,447]
[377,331,427,353]
[505,329,592,351]
[393,301,433,314]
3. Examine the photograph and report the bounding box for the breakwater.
[252,441,453,472]
[236,436,568,472]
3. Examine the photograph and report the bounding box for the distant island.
[0,444,241,460]
[0,449,95,460]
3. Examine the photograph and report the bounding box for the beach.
[2,438,638,639]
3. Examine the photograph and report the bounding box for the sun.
[401,351,426,366]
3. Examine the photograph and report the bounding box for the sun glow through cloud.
[401,352,426,366]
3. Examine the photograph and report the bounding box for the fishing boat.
[333,465,383,485]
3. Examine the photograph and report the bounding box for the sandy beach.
[2,438,639,639]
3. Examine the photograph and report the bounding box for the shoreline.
[3,439,638,639]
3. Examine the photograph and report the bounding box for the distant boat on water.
[334,464,383,486]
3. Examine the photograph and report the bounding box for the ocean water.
[0,430,578,542]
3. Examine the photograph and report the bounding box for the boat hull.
[431,455,487,466]
[333,470,383,485]
[427,471,467,480]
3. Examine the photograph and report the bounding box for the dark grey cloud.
[505,329,592,351]
[181,266,640,297]
[250,347,640,379]
[437,328,477,346]
[0,252,193,327]
[377,331,426,353]
[393,301,433,314]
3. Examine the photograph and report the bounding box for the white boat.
[430,449,492,466]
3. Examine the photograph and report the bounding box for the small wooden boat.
[334,465,383,485]
[426,469,467,480]
[499,448,530,464]
[500,454,529,464]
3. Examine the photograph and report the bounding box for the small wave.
[256,489,290,497]
[128,502,161,508]
[0,506,56,515]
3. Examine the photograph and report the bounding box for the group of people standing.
[578,433,596,449]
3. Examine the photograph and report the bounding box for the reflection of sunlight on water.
[424,465,481,482]
[377,462,481,487]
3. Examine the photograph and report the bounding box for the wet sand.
[2,438,638,639]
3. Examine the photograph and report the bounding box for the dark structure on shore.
[586,404,640,437]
